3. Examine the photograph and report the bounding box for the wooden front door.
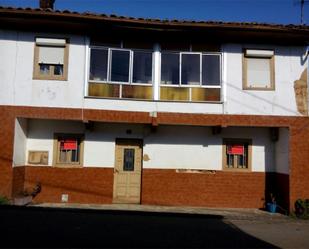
[113,139,143,204]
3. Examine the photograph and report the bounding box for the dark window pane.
[202,55,221,85]
[71,147,79,162]
[181,54,200,85]
[133,51,152,83]
[123,148,135,171]
[161,53,179,85]
[39,64,50,75]
[111,50,130,82]
[227,154,234,168]
[89,48,108,81]
[54,65,63,75]
[237,155,244,168]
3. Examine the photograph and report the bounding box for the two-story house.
[0,0,308,212]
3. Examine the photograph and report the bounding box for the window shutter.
[247,57,271,88]
[245,49,274,58]
[36,38,66,47]
[39,46,64,65]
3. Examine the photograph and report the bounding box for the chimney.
[40,0,55,9]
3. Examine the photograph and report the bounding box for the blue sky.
[0,0,308,25]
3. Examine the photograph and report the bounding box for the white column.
[84,36,90,97]
[222,45,228,114]
[153,43,161,101]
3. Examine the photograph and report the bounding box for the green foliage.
[0,196,9,205]
[294,199,309,219]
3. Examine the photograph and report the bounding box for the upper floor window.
[89,47,153,100]
[243,49,275,90]
[33,38,69,81]
[87,45,222,102]
[89,47,153,84]
[160,52,221,102]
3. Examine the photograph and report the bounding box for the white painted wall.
[0,29,307,116]
[275,128,289,174]
[24,119,279,172]
[223,44,307,116]
[0,30,86,108]
[0,30,18,105]
[26,119,85,166]
[221,127,276,172]
[84,98,223,114]
[13,118,28,166]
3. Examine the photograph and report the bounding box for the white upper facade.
[0,29,307,116]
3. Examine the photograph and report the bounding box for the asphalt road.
[231,219,309,249]
[0,205,280,248]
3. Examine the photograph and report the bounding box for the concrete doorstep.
[13,196,33,206]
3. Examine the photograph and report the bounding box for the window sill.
[222,168,251,172]
[53,164,83,168]
[243,87,275,91]
[33,76,68,81]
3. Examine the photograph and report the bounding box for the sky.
[0,0,308,25]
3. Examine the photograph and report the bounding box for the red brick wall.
[0,105,308,211]
[289,120,309,210]
[24,166,114,204]
[0,107,15,198]
[142,170,266,208]
[11,166,289,210]
[12,166,26,196]
[142,169,289,209]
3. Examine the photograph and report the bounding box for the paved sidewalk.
[34,202,290,221]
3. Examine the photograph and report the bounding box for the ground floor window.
[53,134,84,167]
[223,138,252,171]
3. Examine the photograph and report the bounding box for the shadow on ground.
[0,205,278,248]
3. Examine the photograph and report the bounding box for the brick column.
[0,107,16,199]
[289,119,309,211]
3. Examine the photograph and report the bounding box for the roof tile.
[0,5,308,31]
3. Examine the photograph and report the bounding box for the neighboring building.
[0,1,308,211]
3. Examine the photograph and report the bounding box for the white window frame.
[88,46,153,86]
[160,51,222,89]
